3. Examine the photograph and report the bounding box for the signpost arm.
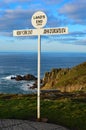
[37,33,41,119]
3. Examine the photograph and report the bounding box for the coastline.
[0,52,86,94]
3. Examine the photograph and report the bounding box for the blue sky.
[0,0,86,52]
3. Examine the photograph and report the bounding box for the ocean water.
[0,52,86,94]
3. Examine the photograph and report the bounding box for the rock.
[11,76,16,80]
[11,74,37,81]
[23,74,37,81]
[15,75,23,81]
[42,62,86,92]
[29,79,43,89]
[29,81,37,89]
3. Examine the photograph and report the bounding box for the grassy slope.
[56,62,86,87]
[43,62,86,91]
[0,93,86,130]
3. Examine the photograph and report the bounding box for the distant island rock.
[11,74,37,81]
[42,62,86,92]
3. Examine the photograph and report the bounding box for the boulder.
[23,74,37,81]
[29,79,43,89]
[15,75,23,81]
[11,74,37,81]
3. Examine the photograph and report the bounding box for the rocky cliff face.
[42,68,69,89]
[42,62,86,92]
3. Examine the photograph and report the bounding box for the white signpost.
[13,11,68,120]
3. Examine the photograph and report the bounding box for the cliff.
[42,62,86,92]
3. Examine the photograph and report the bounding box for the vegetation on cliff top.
[42,62,86,92]
[0,93,86,130]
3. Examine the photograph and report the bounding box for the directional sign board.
[13,29,38,36]
[13,27,68,36]
[41,27,68,35]
[13,11,68,120]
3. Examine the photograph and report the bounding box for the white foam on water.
[21,83,30,91]
[2,74,25,80]
[21,81,37,93]
[1,74,37,94]
[2,75,16,80]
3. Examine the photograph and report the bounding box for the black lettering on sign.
[58,28,62,33]
[22,31,27,35]
[36,20,43,25]
[17,31,21,35]
[21,31,24,35]
[44,29,49,34]
[17,30,33,35]
[27,30,33,34]
[62,28,66,33]
[33,15,45,19]
[43,28,67,34]
[42,15,45,19]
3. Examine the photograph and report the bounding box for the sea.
[0,52,86,94]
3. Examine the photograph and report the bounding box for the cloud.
[0,0,32,4]
[47,30,86,45]
[58,0,86,24]
[0,0,51,37]
[0,8,66,37]
[79,39,86,45]
[0,9,35,36]
[0,0,69,37]
[0,0,34,10]
[69,31,86,37]
[42,0,64,5]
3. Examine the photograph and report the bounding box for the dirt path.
[0,119,69,130]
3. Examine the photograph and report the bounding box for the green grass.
[43,62,86,91]
[41,98,86,130]
[55,62,86,87]
[0,94,86,130]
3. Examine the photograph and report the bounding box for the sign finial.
[31,11,47,29]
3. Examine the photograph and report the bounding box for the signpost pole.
[37,33,41,119]
[13,11,68,120]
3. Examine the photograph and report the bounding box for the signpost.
[13,11,68,120]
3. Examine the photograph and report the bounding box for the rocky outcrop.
[11,74,37,81]
[42,62,86,92]
[42,68,69,86]
[11,74,44,89]
[42,68,70,90]
[10,62,86,92]
[29,79,43,89]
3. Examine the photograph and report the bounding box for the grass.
[43,62,86,91]
[55,62,86,87]
[0,93,86,130]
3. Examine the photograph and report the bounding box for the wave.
[3,75,16,80]
[0,74,37,94]
[21,81,37,92]
[2,74,25,80]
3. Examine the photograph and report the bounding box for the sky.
[0,0,86,52]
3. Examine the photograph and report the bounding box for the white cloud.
[1,0,32,3]
[58,0,86,24]
[42,0,64,5]
[0,9,35,36]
